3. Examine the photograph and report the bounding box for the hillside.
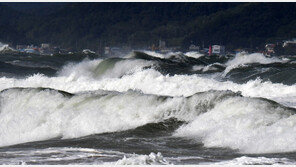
[0,2,296,51]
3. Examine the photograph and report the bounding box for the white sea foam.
[213,156,294,165]
[174,95,296,154]
[114,152,170,165]
[143,50,183,59]
[58,58,154,80]
[192,65,205,71]
[1,66,296,108]
[1,55,296,153]
[203,63,225,72]
[1,86,296,154]
[0,42,13,52]
[185,51,204,59]
[0,88,227,147]
[223,52,283,76]
[142,50,165,59]
[0,147,125,165]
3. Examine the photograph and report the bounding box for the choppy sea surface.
[1,48,296,165]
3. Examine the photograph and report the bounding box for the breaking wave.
[0,87,236,147]
[1,87,296,155]
[1,51,296,155]
[214,156,294,165]
[184,51,205,59]
[2,65,296,108]
[0,147,126,165]
[0,42,13,52]
[114,152,170,165]
[174,94,296,154]
[58,57,154,80]
[223,52,284,76]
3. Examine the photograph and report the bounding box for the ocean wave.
[1,87,296,155]
[0,60,57,77]
[142,50,182,59]
[0,42,14,52]
[0,88,237,147]
[0,147,125,165]
[1,65,296,109]
[58,57,154,80]
[192,62,225,73]
[114,152,171,165]
[174,94,296,154]
[2,50,291,83]
[223,52,284,77]
[184,51,205,59]
[213,156,294,165]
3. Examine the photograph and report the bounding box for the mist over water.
[1,50,296,164]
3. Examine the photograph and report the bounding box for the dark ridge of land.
[0,2,296,51]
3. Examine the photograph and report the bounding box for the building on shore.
[211,45,225,55]
[189,44,200,52]
[159,40,166,50]
[283,39,296,47]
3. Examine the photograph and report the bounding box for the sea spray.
[223,52,284,77]
[174,95,296,154]
[58,57,154,80]
[1,87,296,154]
[0,88,237,147]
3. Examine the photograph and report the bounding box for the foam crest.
[58,59,103,80]
[0,42,12,52]
[94,58,153,79]
[142,50,183,59]
[2,86,296,154]
[185,51,204,59]
[1,68,296,109]
[0,88,233,147]
[214,156,294,165]
[115,152,170,165]
[0,147,126,165]
[58,58,153,80]
[223,52,283,76]
[174,95,296,154]
[142,50,165,59]
[201,63,225,72]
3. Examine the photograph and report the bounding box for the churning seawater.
[1,49,296,165]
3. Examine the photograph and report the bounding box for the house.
[40,43,51,55]
[104,47,121,56]
[159,40,166,50]
[280,38,296,55]
[41,43,50,49]
[189,44,200,52]
[211,45,225,55]
[283,39,296,47]
[104,47,111,55]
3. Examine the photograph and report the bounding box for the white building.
[283,39,296,47]
[211,45,225,55]
[159,40,166,49]
[189,44,200,51]
[104,47,111,55]
[41,43,50,49]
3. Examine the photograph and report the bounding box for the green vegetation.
[0,2,296,51]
